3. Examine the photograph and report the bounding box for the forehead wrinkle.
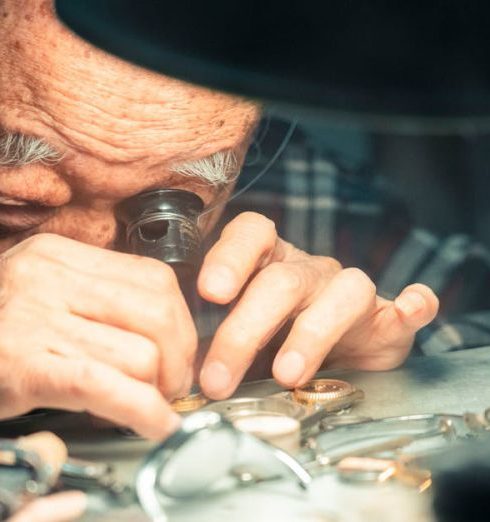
[52,120,245,166]
[4,93,257,169]
[22,46,255,127]
[18,77,257,165]
[43,104,254,166]
[11,94,229,163]
[1,15,260,166]
[40,84,255,137]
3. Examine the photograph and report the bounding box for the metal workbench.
[9,347,490,521]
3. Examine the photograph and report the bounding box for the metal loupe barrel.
[116,189,204,291]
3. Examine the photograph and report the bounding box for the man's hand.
[7,491,86,522]
[198,212,439,399]
[0,233,194,439]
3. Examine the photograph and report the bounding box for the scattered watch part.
[336,455,432,492]
[293,379,356,405]
[171,392,208,413]
[336,456,397,484]
[393,460,432,492]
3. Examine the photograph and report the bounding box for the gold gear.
[293,379,355,405]
[171,392,208,413]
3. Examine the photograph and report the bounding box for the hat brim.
[55,1,490,131]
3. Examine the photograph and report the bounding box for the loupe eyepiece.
[116,189,204,291]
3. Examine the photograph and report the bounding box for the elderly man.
[0,0,438,441]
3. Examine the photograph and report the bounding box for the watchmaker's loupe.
[135,411,311,521]
[116,189,204,288]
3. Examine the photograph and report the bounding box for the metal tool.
[336,456,433,492]
[135,411,311,521]
[60,458,115,489]
[301,415,459,474]
[0,432,68,519]
[304,435,417,472]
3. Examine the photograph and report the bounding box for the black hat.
[55,1,490,131]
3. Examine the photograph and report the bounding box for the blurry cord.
[244,114,272,167]
[200,119,297,218]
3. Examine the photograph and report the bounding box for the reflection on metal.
[191,382,366,452]
[233,413,301,453]
[203,396,304,452]
[5,373,490,519]
[135,411,311,521]
[203,396,305,420]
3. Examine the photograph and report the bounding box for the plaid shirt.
[197,122,490,357]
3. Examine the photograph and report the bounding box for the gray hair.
[171,149,238,186]
[0,133,62,166]
[0,131,239,186]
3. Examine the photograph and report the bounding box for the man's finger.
[23,354,181,440]
[198,212,280,304]
[59,266,196,399]
[51,313,160,385]
[7,491,87,522]
[200,262,316,399]
[272,268,376,387]
[348,283,439,370]
[322,283,439,371]
[9,234,197,398]
[17,233,179,293]
[394,283,439,329]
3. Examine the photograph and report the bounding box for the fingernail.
[395,291,426,316]
[200,361,232,397]
[273,351,306,385]
[201,266,235,298]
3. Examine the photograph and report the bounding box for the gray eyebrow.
[0,132,63,167]
[170,149,238,186]
[0,132,239,187]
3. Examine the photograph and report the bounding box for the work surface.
[13,347,490,521]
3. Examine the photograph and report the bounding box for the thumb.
[393,283,439,330]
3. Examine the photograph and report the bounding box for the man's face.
[0,0,260,252]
